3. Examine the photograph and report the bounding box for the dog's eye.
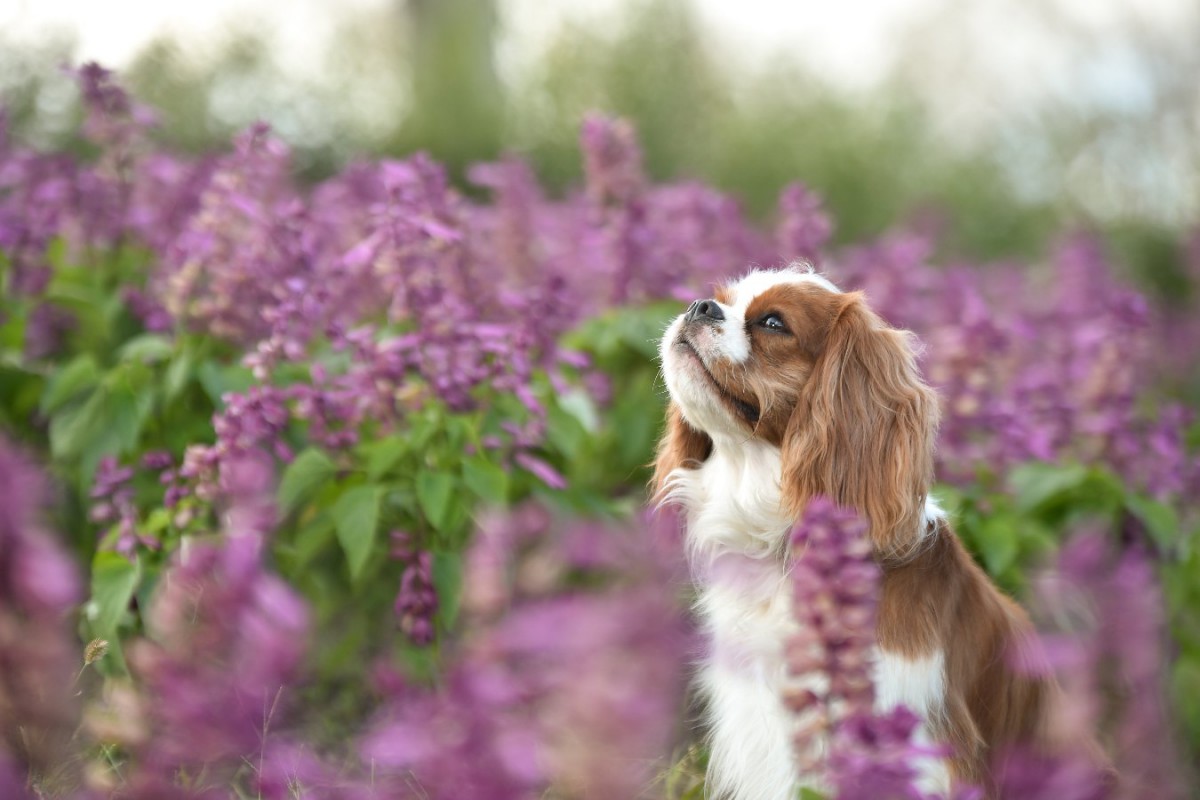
[758,313,787,332]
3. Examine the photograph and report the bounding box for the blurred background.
[3,0,1198,278]
[3,3,1200,796]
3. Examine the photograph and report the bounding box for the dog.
[652,266,1077,799]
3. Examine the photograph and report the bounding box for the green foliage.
[557,301,679,492]
[87,552,141,672]
[332,484,384,583]
[278,448,337,516]
[936,461,1200,749]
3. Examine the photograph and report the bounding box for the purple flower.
[0,753,35,800]
[362,504,691,798]
[121,287,173,333]
[580,114,645,207]
[156,124,308,344]
[23,302,76,360]
[117,510,308,794]
[90,455,153,555]
[830,709,955,800]
[786,499,949,796]
[1002,532,1187,800]
[140,450,173,471]
[777,182,833,265]
[787,499,878,729]
[390,531,439,646]
[0,438,84,785]
[513,452,567,490]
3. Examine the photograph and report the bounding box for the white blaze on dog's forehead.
[714,268,841,364]
[728,268,842,310]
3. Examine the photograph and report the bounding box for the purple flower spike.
[580,114,646,207]
[391,531,439,646]
[777,182,833,265]
[787,499,949,797]
[0,438,84,783]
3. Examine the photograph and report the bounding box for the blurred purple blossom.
[0,438,84,787]
[121,286,173,333]
[777,182,833,265]
[0,753,35,800]
[1005,532,1188,800]
[362,504,691,799]
[22,301,75,361]
[75,62,155,152]
[787,499,952,798]
[581,114,645,208]
[8,91,1191,505]
[787,499,878,732]
[89,455,150,556]
[157,124,307,343]
[390,531,439,646]
[110,455,307,797]
[830,708,964,800]
[834,230,1200,498]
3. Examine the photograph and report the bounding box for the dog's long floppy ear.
[650,402,713,502]
[781,292,940,555]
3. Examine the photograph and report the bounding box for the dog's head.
[653,266,940,555]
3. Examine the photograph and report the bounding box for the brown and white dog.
[652,266,1072,799]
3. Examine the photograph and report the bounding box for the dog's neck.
[665,438,944,566]
[664,440,793,566]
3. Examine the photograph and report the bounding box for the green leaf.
[558,388,600,433]
[1172,656,1200,738]
[196,360,254,407]
[0,303,27,352]
[0,364,44,426]
[975,516,1019,576]
[118,334,174,364]
[1009,462,1089,512]
[49,388,108,460]
[545,403,588,462]
[408,411,440,453]
[1125,493,1179,552]
[416,471,456,531]
[333,485,383,582]
[51,381,146,480]
[163,351,194,403]
[363,435,408,481]
[140,507,173,537]
[45,236,69,271]
[89,552,141,639]
[133,563,161,625]
[462,458,508,505]
[41,355,101,414]
[105,381,147,456]
[289,514,336,571]
[432,551,463,631]
[279,448,337,515]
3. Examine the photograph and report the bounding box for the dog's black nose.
[686,299,725,323]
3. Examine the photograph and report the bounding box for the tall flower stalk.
[0,439,85,796]
[786,498,949,799]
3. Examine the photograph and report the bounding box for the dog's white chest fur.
[667,442,948,800]
[666,442,801,800]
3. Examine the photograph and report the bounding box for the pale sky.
[5,0,1191,91]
